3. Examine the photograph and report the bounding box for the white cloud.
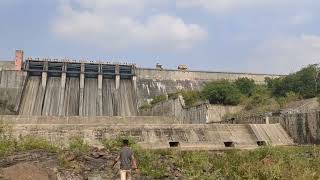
[247,34,320,74]
[53,0,207,51]
[291,13,313,25]
[176,0,289,13]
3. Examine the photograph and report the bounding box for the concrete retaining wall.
[139,98,208,124]
[0,61,15,71]
[208,105,243,123]
[225,115,281,124]
[136,78,205,106]
[9,123,293,149]
[140,98,243,124]
[280,111,320,144]
[0,71,27,114]
[0,115,178,125]
[137,68,282,83]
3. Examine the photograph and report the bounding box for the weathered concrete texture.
[140,98,207,124]
[0,70,27,114]
[19,76,137,116]
[118,79,137,116]
[225,115,281,124]
[280,111,320,144]
[83,78,99,116]
[137,68,282,83]
[61,78,80,116]
[0,115,178,125]
[42,77,61,115]
[208,105,243,123]
[0,61,15,70]
[8,123,293,149]
[250,124,293,146]
[137,79,205,106]
[140,98,242,124]
[136,69,282,105]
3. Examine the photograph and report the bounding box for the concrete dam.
[0,50,294,149]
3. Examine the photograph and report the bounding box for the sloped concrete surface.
[250,124,294,146]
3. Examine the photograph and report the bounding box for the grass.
[102,136,141,152]
[17,136,58,152]
[103,136,320,179]
[1,128,320,179]
[0,136,58,157]
[68,136,90,155]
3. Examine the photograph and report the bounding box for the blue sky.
[1,0,320,74]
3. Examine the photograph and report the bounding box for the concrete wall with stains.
[7,120,293,149]
[136,68,283,106]
[280,111,320,144]
[139,97,243,124]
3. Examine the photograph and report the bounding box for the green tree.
[266,65,320,98]
[201,80,242,105]
[244,85,272,110]
[235,77,256,96]
[181,91,200,107]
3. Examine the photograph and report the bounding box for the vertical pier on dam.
[18,59,137,116]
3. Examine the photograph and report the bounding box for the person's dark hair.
[123,139,129,146]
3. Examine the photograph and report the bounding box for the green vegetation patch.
[201,80,242,105]
[266,64,320,98]
[17,136,58,152]
[101,137,320,179]
[68,136,90,155]
[150,95,167,106]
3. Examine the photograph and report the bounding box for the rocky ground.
[1,144,319,180]
[0,147,182,180]
[0,148,134,180]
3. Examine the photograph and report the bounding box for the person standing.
[112,139,138,180]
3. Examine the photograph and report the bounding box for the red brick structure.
[15,50,23,71]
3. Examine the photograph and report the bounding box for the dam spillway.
[18,60,137,116]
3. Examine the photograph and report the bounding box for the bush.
[243,86,280,112]
[17,136,58,152]
[235,77,256,96]
[244,86,271,109]
[0,139,16,156]
[139,102,152,110]
[181,91,200,107]
[150,95,167,106]
[135,149,168,179]
[201,80,242,105]
[276,91,300,108]
[68,136,90,155]
[102,136,140,152]
[0,122,11,140]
